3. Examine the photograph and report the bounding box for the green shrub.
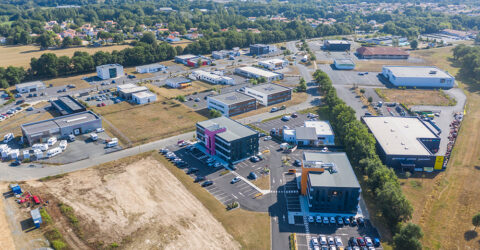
[51,240,67,250]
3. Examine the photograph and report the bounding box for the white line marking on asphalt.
[239,192,245,197]
[232,194,238,199]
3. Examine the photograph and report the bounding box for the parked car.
[336,216,343,225]
[364,237,373,247]
[356,237,366,247]
[248,172,258,180]
[350,217,357,226]
[231,177,241,184]
[335,236,343,247]
[293,159,302,166]
[319,235,327,245]
[201,180,213,187]
[194,176,206,183]
[11,160,21,166]
[311,237,319,246]
[316,216,322,223]
[373,238,380,247]
[194,98,200,102]
[250,156,260,162]
[263,136,272,141]
[323,217,329,224]
[291,113,298,118]
[349,237,358,246]
[308,216,314,223]
[357,217,365,226]
[330,216,336,224]
[281,116,291,121]
[26,107,34,111]
[344,217,350,225]
[270,107,278,112]
[186,168,198,174]
[327,236,335,245]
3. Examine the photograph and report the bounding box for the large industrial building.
[323,40,351,51]
[51,95,86,116]
[382,66,455,89]
[16,81,46,93]
[363,116,444,172]
[135,63,167,73]
[244,83,291,106]
[191,70,235,85]
[207,92,256,117]
[356,47,409,59]
[301,152,361,215]
[96,64,124,80]
[196,117,259,164]
[21,111,102,146]
[235,66,284,82]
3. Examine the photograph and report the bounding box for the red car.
[97,103,101,107]
[101,102,106,106]
[357,237,366,246]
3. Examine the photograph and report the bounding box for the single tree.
[297,77,307,92]
[410,40,418,50]
[473,213,480,230]
[393,223,423,250]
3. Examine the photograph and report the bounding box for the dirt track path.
[0,195,16,249]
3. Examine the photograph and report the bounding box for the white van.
[106,140,118,148]
[59,140,67,150]
[47,137,57,146]
[3,133,13,143]
[90,133,98,141]
[46,147,62,158]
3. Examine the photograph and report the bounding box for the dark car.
[194,176,206,183]
[11,160,21,166]
[373,238,381,247]
[349,237,358,246]
[186,168,199,174]
[291,113,298,118]
[201,180,213,187]
[357,217,365,226]
[356,237,366,247]
[350,217,357,226]
[248,172,258,180]
[175,161,187,167]
[293,159,302,166]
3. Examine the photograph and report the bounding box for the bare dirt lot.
[28,156,241,249]
[0,193,16,249]
[375,89,456,108]
[148,81,216,99]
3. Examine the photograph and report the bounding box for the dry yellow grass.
[169,39,193,49]
[394,43,480,249]
[148,81,216,99]
[252,175,270,190]
[354,59,424,72]
[0,45,131,68]
[0,110,53,136]
[375,89,455,108]
[234,92,308,119]
[91,98,206,145]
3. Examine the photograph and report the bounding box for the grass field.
[154,153,271,250]
[148,81,216,99]
[354,59,424,72]
[0,45,132,68]
[0,110,53,136]
[91,98,206,145]
[394,44,480,249]
[375,89,456,108]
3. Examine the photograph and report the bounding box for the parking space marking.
[238,192,245,197]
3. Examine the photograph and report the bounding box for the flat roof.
[132,91,156,99]
[194,70,232,80]
[209,92,255,105]
[96,64,122,69]
[120,86,148,94]
[175,54,197,60]
[22,111,100,135]
[325,40,351,45]
[117,83,137,90]
[334,58,355,65]
[52,95,85,115]
[246,83,290,95]
[136,63,165,70]
[197,116,257,142]
[260,58,287,64]
[362,116,438,156]
[304,121,334,136]
[295,127,317,140]
[304,152,360,188]
[166,77,191,84]
[384,66,453,79]
[237,66,280,78]
[16,81,45,89]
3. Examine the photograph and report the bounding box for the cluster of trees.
[452,44,480,82]
[0,39,177,85]
[313,69,421,249]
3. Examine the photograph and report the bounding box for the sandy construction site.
[28,156,241,249]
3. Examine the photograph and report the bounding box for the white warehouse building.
[136,63,167,74]
[96,64,124,80]
[235,66,283,82]
[259,59,289,70]
[132,91,157,104]
[191,70,235,85]
[334,58,355,70]
[382,66,455,89]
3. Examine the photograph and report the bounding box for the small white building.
[16,81,46,93]
[191,70,235,85]
[259,59,289,70]
[235,66,284,82]
[136,63,167,74]
[304,121,335,145]
[283,129,296,142]
[165,77,191,89]
[96,64,124,80]
[334,58,355,70]
[132,91,157,104]
[244,83,291,106]
[382,66,455,89]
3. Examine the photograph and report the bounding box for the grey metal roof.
[304,152,360,188]
[96,64,122,69]
[295,127,317,140]
[197,116,257,142]
[16,81,45,89]
[52,95,85,115]
[246,83,290,95]
[136,63,165,70]
[166,77,191,85]
[209,92,255,105]
[22,111,101,135]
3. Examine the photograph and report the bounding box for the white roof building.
[382,66,455,89]
[235,66,283,81]
[16,81,46,93]
[132,91,157,105]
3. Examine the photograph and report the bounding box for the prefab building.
[191,70,235,85]
[16,81,46,93]
[244,83,291,106]
[30,208,42,228]
[96,64,124,80]
[136,63,167,73]
[166,77,191,88]
[356,46,409,59]
[235,66,284,82]
[382,66,455,89]
[207,92,256,117]
[21,111,102,146]
[259,59,289,70]
[323,40,351,51]
[132,91,157,104]
[362,116,443,172]
[334,58,355,70]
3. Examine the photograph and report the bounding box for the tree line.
[452,44,480,83]
[313,69,423,249]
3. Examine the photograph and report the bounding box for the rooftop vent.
[390,129,395,132]
[429,70,437,74]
